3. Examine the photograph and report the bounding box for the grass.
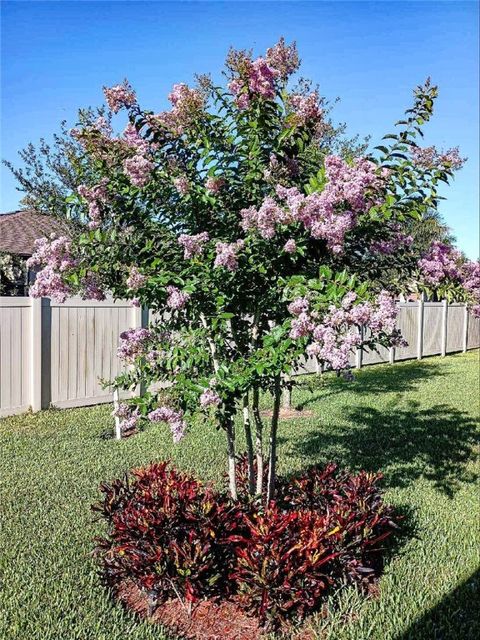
[0,351,479,640]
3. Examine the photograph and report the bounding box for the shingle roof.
[0,210,69,257]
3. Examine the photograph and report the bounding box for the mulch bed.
[116,580,317,640]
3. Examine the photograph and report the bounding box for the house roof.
[0,210,69,257]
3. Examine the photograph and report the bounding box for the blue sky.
[1,0,478,258]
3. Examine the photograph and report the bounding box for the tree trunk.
[252,386,264,496]
[200,312,237,500]
[283,375,292,409]
[242,394,255,495]
[226,418,238,501]
[266,376,281,503]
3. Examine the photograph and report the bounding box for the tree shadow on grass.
[295,361,445,410]
[394,567,480,640]
[292,400,478,497]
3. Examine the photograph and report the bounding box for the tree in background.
[27,39,473,499]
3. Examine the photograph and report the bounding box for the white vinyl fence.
[0,297,479,418]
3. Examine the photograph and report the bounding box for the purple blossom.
[243,156,384,253]
[112,403,140,433]
[205,176,225,194]
[81,273,106,301]
[148,406,187,443]
[117,328,152,362]
[288,297,309,316]
[27,235,76,302]
[288,289,401,372]
[29,266,72,303]
[289,312,313,339]
[265,38,300,80]
[103,80,136,113]
[174,176,190,195]
[153,83,204,136]
[214,240,245,272]
[412,145,465,170]
[288,92,323,127]
[227,50,279,107]
[123,123,149,154]
[200,388,221,408]
[418,242,462,285]
[166,286,190,310]
[126,266,147,291]
[78,179,109,229]
[178,232,209,259]
[123,155,154,187]
[283,239,297,254]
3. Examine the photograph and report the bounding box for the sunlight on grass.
[0,351,478,640]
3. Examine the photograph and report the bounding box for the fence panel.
[48,298,133,409]
[395,304,418,360]
[423,302,443,357]
[446,304,465,353]
[0,297,478,418]
[467,313,480,350]
[0,298,31,416]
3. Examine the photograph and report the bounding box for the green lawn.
[0,351,479,640]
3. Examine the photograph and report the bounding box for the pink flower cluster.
[283,239,297,254]
[205,176,225,194]
[103,80,137,113]
[153,83,204,136]
[227,39,298,109]
[123,123,149,154]
[126,266,147,291]
[148,406,187,443]
[214,240,245,272]
[178,232,209,259]
[418,241,462,285]
[462,260,480,317]
[199,388,221,408]
[117,327,152,362]
[166,286,190,310]
[289,290,402,370]
[370,231,414,255]
[28,235,76,302]
[412,145,465,171]
[242,156,383,253]
[174,176,190,195]
[81,273,106,301]
[123,155,154,187]
[112,403,140,432]
[77,179,109,229]
[288,92,323,127]
[265,38,300,80]
[228,57,279,109]
[240,197,291,239]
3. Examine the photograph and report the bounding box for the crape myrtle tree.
[28,39,470,501]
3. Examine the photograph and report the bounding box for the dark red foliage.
[93,460,399,630]
[93,462,244,604]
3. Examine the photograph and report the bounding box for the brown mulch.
[116,581,318,640]
[260,407,314,420]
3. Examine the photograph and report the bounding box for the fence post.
[389,346,395,365]
[113,388,122,440]
[441,299,448,357]
[417,296,424,360]
[356,326,364,369]
[283,375,292,409]
[131,304,148,396]
[30,297,42,412]
[462,304,469,352]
